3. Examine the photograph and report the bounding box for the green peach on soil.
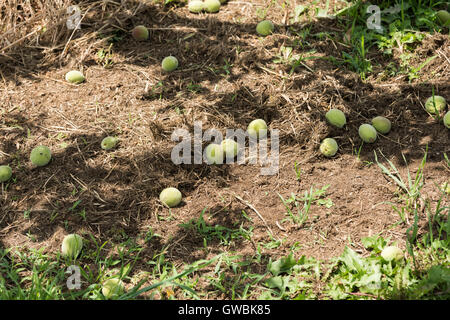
[247,119,268,139]
[65,70,85,84]
[436,10,450,27]
[204,0,220,13]
[325,109,346,128]
[101,136,119,150]
[162,56,179,72]
[61,234,83,259]
[0,165,12,182]
[30,145,52,166]
[444,110,450,129]
[102,278,124,299]
[131,25,149,41]
[159,187,182,208]
[319,138,338,157]
[358,124,377,143]
[381,246,403,262]
[371,116,391,134]
[256,20,274,36]
[425,95,446,114]
[188,0,204,13]
[205,143,224,164]
[221,139,239,159]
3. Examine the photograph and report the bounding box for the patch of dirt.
[0,0,449,297]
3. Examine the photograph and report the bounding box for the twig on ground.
[233,194,276,238]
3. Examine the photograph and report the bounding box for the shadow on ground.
[0,0,449,277]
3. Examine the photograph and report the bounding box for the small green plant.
[315,0,330,18]
[336,1,442,81]
[179,209,253,246]
[293,161,301,181]
[260,252,318,300]
[342,34,373,81]
[97,44,114,68]
[323,241,416,300]
[186,82,202,94]
[406,55,437,82]
[221,58,233,76]
[374,146,428,223]
[444,153,450,168]
[290,4,307,24]
[273,46,318,74]
[121,254,222,299]
[278,185,331,226]
[255,1,275,20]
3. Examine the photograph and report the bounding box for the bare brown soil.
[0,0,449,298]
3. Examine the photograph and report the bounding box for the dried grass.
[0,0,153,71]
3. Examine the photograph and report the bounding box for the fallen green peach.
[205,143,224,165]
[204,0,220,13]
[256,20,274,36]
[159,187,182,208]
[358,124,377,143]
[436,10,450,26]
[102,278,124,299]
[381,246,403,262]
[247,119,268,139]
[371,116,391,134]
[325,109,346,128]
[131,25,149,41]
[30,145,52,166]
[188,0,204,13]
[221,139,239,159]
[444,110,450,129]
[0,165,12,182]
[425,95,446,114]
[162,56,179,72]
[61,234,83,259]
[65,70,85,84]
[320,138,338,157]
[101,136,118,150]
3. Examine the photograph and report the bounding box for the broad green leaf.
[361,236,387,252]
[339,246,365,274]
[268,253,297,276]
[266,276,284,291]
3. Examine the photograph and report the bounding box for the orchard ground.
[0,0,449,299]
